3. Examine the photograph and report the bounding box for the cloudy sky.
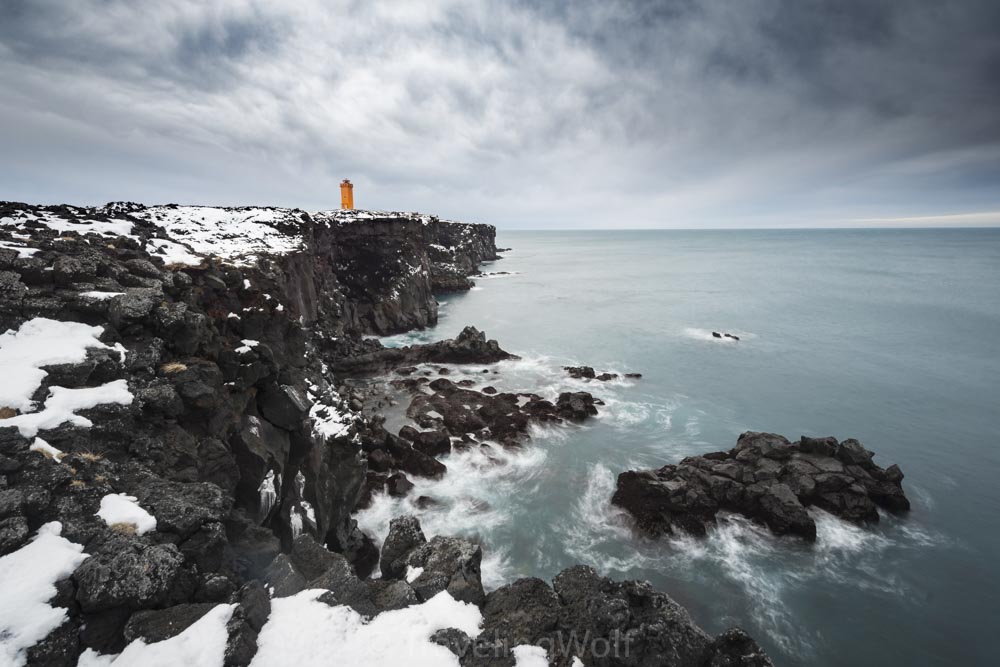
[2,0,998,228]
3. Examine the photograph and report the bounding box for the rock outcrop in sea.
[0,201,771,665]
[612,432,910,541]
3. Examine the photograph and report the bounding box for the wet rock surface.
[612,432,910,540]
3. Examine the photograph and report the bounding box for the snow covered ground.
[2,203,473,270]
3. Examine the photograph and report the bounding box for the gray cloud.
[1,0,998,227]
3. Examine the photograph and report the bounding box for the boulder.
[380,515,427,579]
[404,535,485,605]
[556,392,598,421]
[411,429,451,457]
[74,536,191,612]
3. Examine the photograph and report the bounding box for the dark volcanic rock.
[74,536,192,612]
[331,326,516,375]
[377,516,484,605]
[380,515,427,579]
[563,365,596,379]
[555,392,599,421]
[27,620,80,667]
[612,432,910,540]
[445,563,770,666]
[401,383,599,450]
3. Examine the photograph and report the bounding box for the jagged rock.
[131,478,231,539]
[402,384,598,451]
[555,392,599,421]
[306,554,378,616]
[480,577,561,646]
[258,384,310,431]
[74,536,192,612]
[367,579,420,611]
[380,515,427,579]
[326,519,379,579]
[563,366,596,379]
[331,326,516,375]
[224,581,271,667]
[262,553,306,598]
[411,429,451,457]
[404,535,485,605]
[612,432,909,540]
[289,534,344,580]
[705,627,774,666]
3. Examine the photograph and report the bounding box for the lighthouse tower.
[340,179,354,209]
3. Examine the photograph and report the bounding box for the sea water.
[357,228,1000,665]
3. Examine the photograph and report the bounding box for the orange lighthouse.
[340,179,354,209]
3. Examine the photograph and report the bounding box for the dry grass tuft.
[110,522,137,535]
[78,451,104,463]
[69,479,87,490]
[94,475,108,485]
[160,361,188,374]
[0,406,16,419]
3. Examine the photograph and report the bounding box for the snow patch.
[309,401,350,440]
[29,437,65,462]
[79,291,125,300]
[0,522,89,667]
[235,339,259,354]
[0,240,39,258]
[0,317,112,413]
[250,590,482,667]
[512,644,550,666]
[3,379,133,438]
[135,206,303,267]
[145,238,202,267]
[96,494,157,535]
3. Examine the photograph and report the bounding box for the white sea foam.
[356,442,550,590]
[474,271,521,280]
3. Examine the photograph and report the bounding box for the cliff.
[0,202,770,666]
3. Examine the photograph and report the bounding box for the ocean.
[357,228,1000,665]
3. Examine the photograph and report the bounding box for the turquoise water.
[358,229,1000,665]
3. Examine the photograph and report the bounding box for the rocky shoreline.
[0,201,773,666]
[612,432,910,541]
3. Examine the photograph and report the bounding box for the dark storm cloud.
[1,0,998,227]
